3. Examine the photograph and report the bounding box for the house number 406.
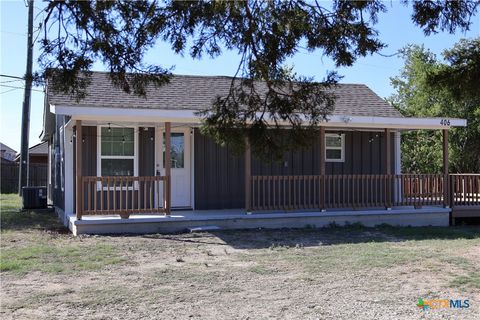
[440,119,451,126]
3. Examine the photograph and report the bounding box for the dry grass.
[1,194,479,319]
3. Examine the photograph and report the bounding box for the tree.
[389,38,480,173]
[39,0,480,158]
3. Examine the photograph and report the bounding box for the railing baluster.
[150,178,153,210]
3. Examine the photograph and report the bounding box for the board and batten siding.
[194,129,396,210]
[194,128,245,210]
[72,126,155,211]
[138,127,156,176]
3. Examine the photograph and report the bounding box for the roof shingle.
[47,72,402,118]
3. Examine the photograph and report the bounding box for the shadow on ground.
[141,223,480,249]
[1,205,68,233]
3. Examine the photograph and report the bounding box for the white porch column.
[164,122,171,214]
[394,131,402,204]
[64,121,74,216]
[394,131,401,175]
[75,120,82,220]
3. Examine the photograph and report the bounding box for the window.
[325,133,344,162]
[99,127,137,176]
[163,132,184,168]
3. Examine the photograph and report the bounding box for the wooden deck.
[75,174,479,223]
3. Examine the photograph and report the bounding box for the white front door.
[157,127,192,208]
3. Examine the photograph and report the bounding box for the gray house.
[41,72,477,235]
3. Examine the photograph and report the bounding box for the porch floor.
[66,206,451,235]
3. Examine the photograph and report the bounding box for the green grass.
[450,273,480,289]
[1,192,479,281]
[1,192,479,319]
[0,243,126,273]
[0,194,64,231]
[1,194,126,274]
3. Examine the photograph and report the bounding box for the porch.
[72,172,479,232]
[69,206,452,235]
[67,120,478,234]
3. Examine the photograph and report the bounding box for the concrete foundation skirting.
[68,208,451,235]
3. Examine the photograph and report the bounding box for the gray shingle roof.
[47,72,402,118]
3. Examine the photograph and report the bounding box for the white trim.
[394,131,402,203]
[325,133,345,162]
[190,127,195,210]
[64,120,74,215]
[59,126,65,192]
[51,104,467,130]
[96,125,139,190]
[394,131,401,174]
[157,126,192,208]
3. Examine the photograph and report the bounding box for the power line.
[0,88,19,95]
[0,74,24,80]
[0,79,24,84]
[0,84,43,92]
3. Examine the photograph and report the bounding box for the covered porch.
[69,116,479,232]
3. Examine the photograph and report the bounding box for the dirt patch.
[2,228,479,320]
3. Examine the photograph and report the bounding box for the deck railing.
[250,174,445,211]
[80,176,169,218]
[451,174,480,207]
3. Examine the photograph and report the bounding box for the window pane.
[111,141,124,156]
[326,135,342,147]
[123,141,134,155]
[326,149,342,160]
[101,141,111,156]
[101,159,134,176]
[163,133,184,168]
[101,127,135,156]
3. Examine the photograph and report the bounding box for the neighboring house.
[14,141,48,165]
[1,142,48,193]
[41,72,478,235]
[0,142,17,162]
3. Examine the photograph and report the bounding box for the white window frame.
[59,126,65,191]
[96,125,139,190]
[325,133,345,162]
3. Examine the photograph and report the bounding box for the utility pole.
[18,0,34,195]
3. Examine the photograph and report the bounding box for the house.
[0,142,48,193]
[14,141,48,165]
[0,142,17,162]
[41,72,479,235]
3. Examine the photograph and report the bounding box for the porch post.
[164,122,171,215]
[443,129,449,208]
[319,126,326,210]
[75,120,82,220]
[384,128,392,208]
[245,137,251,213]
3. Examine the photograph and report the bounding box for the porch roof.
[46,72,467,131]
[50,107,466,130]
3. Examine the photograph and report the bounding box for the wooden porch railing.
[250,174,445,211]
[451,174,480,207]
[80,176,169,218]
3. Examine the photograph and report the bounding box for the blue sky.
[1,0,479,152]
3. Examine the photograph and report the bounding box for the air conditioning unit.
[22,186,47,209]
